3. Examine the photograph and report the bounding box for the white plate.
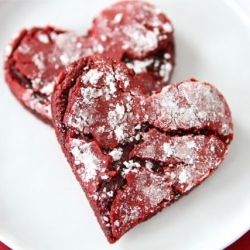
[0,0,250,249]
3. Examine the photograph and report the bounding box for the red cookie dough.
[4,0,175,125]
[51,55,233,243]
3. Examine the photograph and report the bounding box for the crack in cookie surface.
[52,55,233,243]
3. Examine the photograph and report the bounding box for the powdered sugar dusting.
[18,44,30,54]
[145,161,154,171]
[159,61,172,82]
[122,25,159,55]
[70,139,101,183]
[187,141,196,149]
[95,1,173,58]
[53,32,95,66]
[126,59,154,74]
[81,87,103,104]
[108,148,123,161]
[66,60,136,146]
[178,169,191,184]
[113,13,123,23]
[126,52,173,84]
[122,205,141,225]
[58,58,232,241]
[82,69,104,85]
[32,52,45,72]
[37,33,50,44]
[163,23,173,32]
[40,81,55,95]
[163,142,174,157]
[108,103,127,143]
[131,129,228,193]
[111,170,173,237]
[122,160,141,176]
[140,172,172,207]
[149,80,233,137]
[68,104,88,131]
[108,104,125,128]
[9,0,175,132]
[31,3,231,238]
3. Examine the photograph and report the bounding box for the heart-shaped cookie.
[51,55,233,243]
[4,0,174,124]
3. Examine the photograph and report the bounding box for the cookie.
[51,55,233,243]
[4,0,175,124]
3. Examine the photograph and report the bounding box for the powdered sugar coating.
[69,138,111,194]
[126,59,154,74]
[108,148,123,161]
[93,1,173,58]
[37,33,49,44]
[110,169,173,238]
[5,1,175,124]
[65,58,143,149]
[66,74,233,157]
[18,44,30,54]
[71,139,102,181]
[122,25,159,55]
[148,79,233,139]
[32,52,45,72]
[52,56,233,243]
[113,13,123,24]
[92,1,175,93]
[82,69,104,85]
[131,129,228,193]
[53,32,97,66]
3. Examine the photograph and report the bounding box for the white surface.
[0,0,250,249]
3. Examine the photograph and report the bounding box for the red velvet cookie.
[4,0,174,125]
[51,55,233,243]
